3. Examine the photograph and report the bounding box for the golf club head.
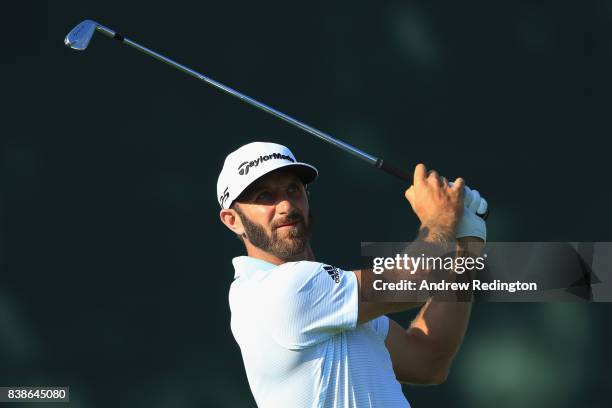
[64,20,98,50]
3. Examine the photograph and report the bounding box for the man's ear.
[220,208,245,236]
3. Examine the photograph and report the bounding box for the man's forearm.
[356,225,459,323]
[405,238,482,364]
[407,298,472,363]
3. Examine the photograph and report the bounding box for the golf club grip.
[379,160,412,183]
[379,159,490,219]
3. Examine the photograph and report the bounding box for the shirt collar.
[232,256,278,279]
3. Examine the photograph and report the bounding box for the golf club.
[64,19,488,217]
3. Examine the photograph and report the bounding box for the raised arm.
[352,163,486,384]
[383,236,484,384]
[354,163,465,323]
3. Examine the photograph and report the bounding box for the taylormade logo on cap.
[237,153,295,176]
[216,142,318,209]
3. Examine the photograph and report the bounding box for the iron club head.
[64,20,98,50]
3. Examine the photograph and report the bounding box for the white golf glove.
[451,184,488,242]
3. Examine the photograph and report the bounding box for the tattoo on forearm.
[418,226,455,245]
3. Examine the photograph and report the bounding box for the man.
[217,142,487,407]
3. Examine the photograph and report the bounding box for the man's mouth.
[276,222,298,229]
[275,220,301,229]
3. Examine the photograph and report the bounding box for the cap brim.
[281,162,318,185]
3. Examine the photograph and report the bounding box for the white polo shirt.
[229,256,410,408]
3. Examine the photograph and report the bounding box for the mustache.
[272,213,304,229]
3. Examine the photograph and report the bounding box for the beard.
[234,207,313,262]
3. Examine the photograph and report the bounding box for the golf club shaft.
[92,23,412,182]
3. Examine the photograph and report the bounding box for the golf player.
[217,142,487,407]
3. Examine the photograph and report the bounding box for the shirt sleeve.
[369,315,390,340]
[263,262,358,350]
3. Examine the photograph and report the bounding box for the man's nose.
[275,193,294,214]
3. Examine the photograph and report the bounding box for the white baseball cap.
[217,142,318,209]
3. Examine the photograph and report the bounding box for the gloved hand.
[453,184,488,242]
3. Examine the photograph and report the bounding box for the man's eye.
[256,191,272,201]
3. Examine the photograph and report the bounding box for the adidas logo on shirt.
[323,265,340,284]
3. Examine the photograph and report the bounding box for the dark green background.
[2,1,611,407]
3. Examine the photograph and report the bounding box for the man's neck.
[245,244,315,265]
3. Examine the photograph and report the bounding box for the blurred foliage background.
[1,0,611,407]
